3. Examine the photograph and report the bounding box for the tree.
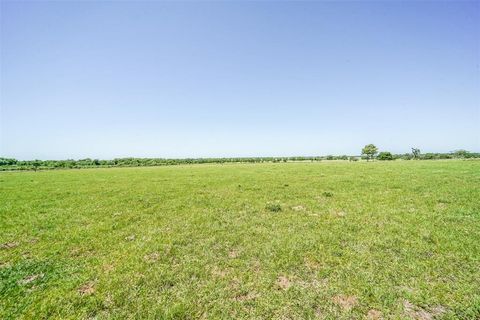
[411,148,421,159]
[453,150,469,158]
[0,158,17,166]
[362,144,378,161]
[32,160,41,172]
[377,151,394,161]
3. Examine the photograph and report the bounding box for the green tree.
[32,160,42,171]
[411,148,421,159]
[362,144,378,161]
[453,150,469,158]
[377,151,394,161]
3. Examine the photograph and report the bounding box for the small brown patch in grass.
[333,295,358,311]
[396,285,416,294]
[403,300,446,320]
[144,252,160,263]
[276,275,291,290]
[292,205,306,212]
[102,264,115,273]
[234,292,259,302]
[228,250,239,259]
[70,248,81,257]
[367,309,383,319]
[1,242,19,249]
[79,282,96,296]
[229,277,241,290]
[429,306,446,317]
[18,274,43,285]
[435,203,447,210]
[251,259,261,273]
[296,279,314,289]
[104,293,114,307]
[314,307,324,319]
[333,210,347,217]
[125,235,136,241]
[70,247,95,257]
[304,257,321,270]
[212,267,228,278]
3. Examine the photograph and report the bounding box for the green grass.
[1,161,479,319]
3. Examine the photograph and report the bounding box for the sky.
[1,1,479,160]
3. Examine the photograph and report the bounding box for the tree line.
[360,145,479,161]
[0,148,478,171]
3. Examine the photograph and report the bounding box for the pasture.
[1,161,479,319]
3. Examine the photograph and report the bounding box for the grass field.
[1,160,479,319]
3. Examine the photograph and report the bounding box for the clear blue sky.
[1,1,479,160]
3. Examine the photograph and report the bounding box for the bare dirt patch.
[1,242,19,249]
[228,250,239,259]
[403,300,446,320]
[102,264,115,273]
[276,275,291,290]
[211,267,228,278]
[314,307,324,319]
[251,259,261,273]
[143,252,160,263]
[234,292,259,302]
[28,238,39,244]
[79,282,96,296]
[18,274,44,285]
[297,278,326,290]
[304,257,321,270]
[292,205,306,212]
[70,248,81,257]
[333,210,347,217]
[125,235,136,241]
[333,295,358,311]
[367,309,383,319]
[229,277,241,290]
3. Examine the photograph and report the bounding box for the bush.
[377,152,394,161]
[265,203,282,212]
[322,191,334,198]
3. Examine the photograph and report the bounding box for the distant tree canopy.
[362,144,378,161]
[453,150,469,158]
[377,151,394,161]
[412,148,421,159]
[0,150,478,171]
[0,158,17,166]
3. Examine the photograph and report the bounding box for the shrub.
[377,152,394,161]
[265,203,282,212]
[322,191,334,197]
